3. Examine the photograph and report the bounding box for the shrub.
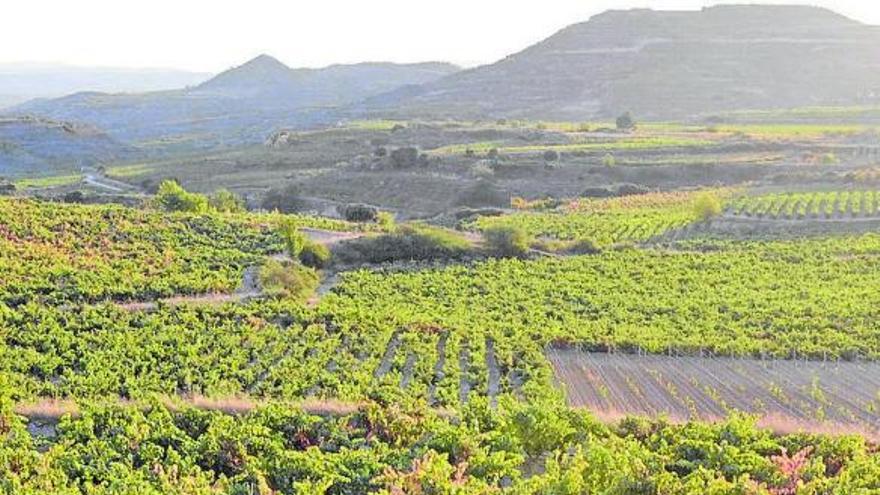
[471,162,495,179]
[602,153,616,167]
[390,147,420,168]
[259,260,319,301]
[457,180,508,208]
[693,192,722,221]
[154,180,209,213]
[376,211,396,231]
[339,204,378,223]
[484,225,531,258]
[278,219,307,257]
[334,225,472,264]
[262,183,305,213]
[63,191,86,203]
[299,240,331,269]
[210,189,246,213]
[566,239,602,255]
[543,150,559,162]
[616,112,636,131]
[821,153,840,165]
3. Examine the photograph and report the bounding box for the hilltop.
[365,5,880,120]
[7,55,459,151]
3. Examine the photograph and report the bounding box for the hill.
[0,116,134,177]
[365,5,880,120]
[0,62,210,109]
[8,56,459,151]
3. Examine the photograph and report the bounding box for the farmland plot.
[549,348,880,433]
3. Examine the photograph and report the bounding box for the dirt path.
[82,167,142,194]
[118,266,262,311]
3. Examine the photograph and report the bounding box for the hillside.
[365,5,880,120]
[8,56,459,151]
[0,62,211,109]
[0,116,134,177]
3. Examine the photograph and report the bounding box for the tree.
[616,112,636,131]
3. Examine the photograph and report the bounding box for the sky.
[2,0,880,73]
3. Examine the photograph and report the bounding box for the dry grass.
[13,395,364,421]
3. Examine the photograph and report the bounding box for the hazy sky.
[2,0,880,73]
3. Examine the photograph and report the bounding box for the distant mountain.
[8,56,459,151]
[365,5,880,120]
[0,63,211,108]
[0,116,134,177]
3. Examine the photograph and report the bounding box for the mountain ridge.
[362,5,880,120]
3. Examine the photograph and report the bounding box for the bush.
[278,219,307,257]
[299,241,331,269]
[543,150,559,162]
[484,225,531,258]
[693,192,722,221]
[259,260,319,301]
[63,191,86,203]
[602,153,616,167]
[821,153,840,165]
[376,211,396,231]
[210,189,246,213]
[390,147,420,168]
[457,180,508,208]
[616,112,636,131]
[262,183,305,213]
[339,204,378,223]
[154,180,209,213]
[334,225,472,264]
[566,239,602,255]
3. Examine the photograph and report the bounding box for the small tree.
[693,192,722,221]
[259,260,319,302]
[616,112,636,131]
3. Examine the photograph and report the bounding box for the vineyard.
[0,198,357,305]
[5,196,880,492]
[466,189,735,246]
[549,348,880,436]
[726,190,880,220]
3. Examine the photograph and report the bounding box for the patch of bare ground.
[486,338,501,407]
[13,396,363,422]
[548,348,880,440]
[374,329,402,379]
[459,345,472,405]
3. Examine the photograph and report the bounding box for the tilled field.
[548,348,880,431]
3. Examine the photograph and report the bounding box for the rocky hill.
[0,117,134,177]
[365,5,880,120]
[8,56,459,151]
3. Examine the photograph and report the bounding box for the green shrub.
[484,225,531,258]
[693,192,722,221]
[299,240,331,269]
[278,219,307,257]
[340,204,378,223]
[334,224,472,264]
[602,153,616,167]
[154,180,210,213]
[616,112,636,131]
[821,153,840,165]
[377,211,396,232]
[259,259,319,301]
[209,189,246,213]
